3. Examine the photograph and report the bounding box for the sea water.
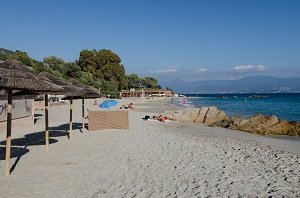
[175,93,300,122]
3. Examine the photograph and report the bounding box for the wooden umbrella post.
[45,94,49,152]
[69,97,73,140]
[82,99,85,130]
[5,89,12,176]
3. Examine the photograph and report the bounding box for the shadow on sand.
[34,113,44,124]
[0,122,86,174]
[0,146,30,161]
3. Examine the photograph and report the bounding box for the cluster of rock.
[163,107,300,136]
[164,107,228,125]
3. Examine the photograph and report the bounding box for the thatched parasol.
[0,60,62,92]
[67,78,104,97]
[66,78,105,130]
[38,72,88,141]
[38,72,87,96]
[0,89,38,100]
[0,60,62,176]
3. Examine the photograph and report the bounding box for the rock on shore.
[212,114,300,136]
[163,107,300,136]
[163,107,228,125]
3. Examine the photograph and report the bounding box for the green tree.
[7,50,53,74]
[78,49,98,74]
[64,62,81,78]
[97,49,121,66]
[8,50,32,66]
[119,75,128,90]
[141,76,159,89]
[31,59,52,73]
[0,48,14,61]
[79,72,95,86]
[43,56,65,73]
[78,49,128,91]
[100,64,124,81]
[127,74,141,88]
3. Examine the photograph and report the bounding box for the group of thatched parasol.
[0,60,104,176]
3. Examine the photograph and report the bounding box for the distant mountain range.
[160,76,300,94]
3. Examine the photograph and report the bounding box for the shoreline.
[137,97,300,155]
[0,97,299,197]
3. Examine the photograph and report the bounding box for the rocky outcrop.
[163,107,300,136]
[163,106,228,125]
[211,114,300,136]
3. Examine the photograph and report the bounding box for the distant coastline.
[161,75,300,94]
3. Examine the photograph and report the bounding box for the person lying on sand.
[153,115,177,122]
[120,103,134,110]
[120,105,128,109]
[142,114,176,122]
[128,103,134,110]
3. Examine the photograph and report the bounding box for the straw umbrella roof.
[0,59,33,72]
[0,89,38,100]
[61,94,103,100]
[39,72,70,86]
[0,60,62,93]
[38,72,86,96]
[66,78,105,99]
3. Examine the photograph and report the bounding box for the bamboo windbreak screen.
[88,110,129,130]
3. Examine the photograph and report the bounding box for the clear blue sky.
[1,0,299,82]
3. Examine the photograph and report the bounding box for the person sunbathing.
[142,114,177,122]
[128,103,134,110]
[120,105,128,109]
[153,115,176,122]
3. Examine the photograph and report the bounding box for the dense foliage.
[0,48,162,98]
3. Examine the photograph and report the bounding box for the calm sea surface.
[175,93,300,122]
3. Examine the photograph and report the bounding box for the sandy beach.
[0,98,300,197]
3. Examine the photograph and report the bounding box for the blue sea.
[175,93,300,122]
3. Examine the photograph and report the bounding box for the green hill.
[0,48,15,60]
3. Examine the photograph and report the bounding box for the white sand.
[0,98,299,197]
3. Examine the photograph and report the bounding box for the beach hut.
[38,72,87,141]
[0,60,62,176]
[65,79,104,130]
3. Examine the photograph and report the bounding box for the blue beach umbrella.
[99,99,118,109]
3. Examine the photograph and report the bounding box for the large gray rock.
[194,107,209,123]
[181,108,201,122]
[204,106,228,125]
[163,106,228,125]
[266,120,300,135]
[163,108,200,122]
[235,114,279,134]
[212,114,300,136]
